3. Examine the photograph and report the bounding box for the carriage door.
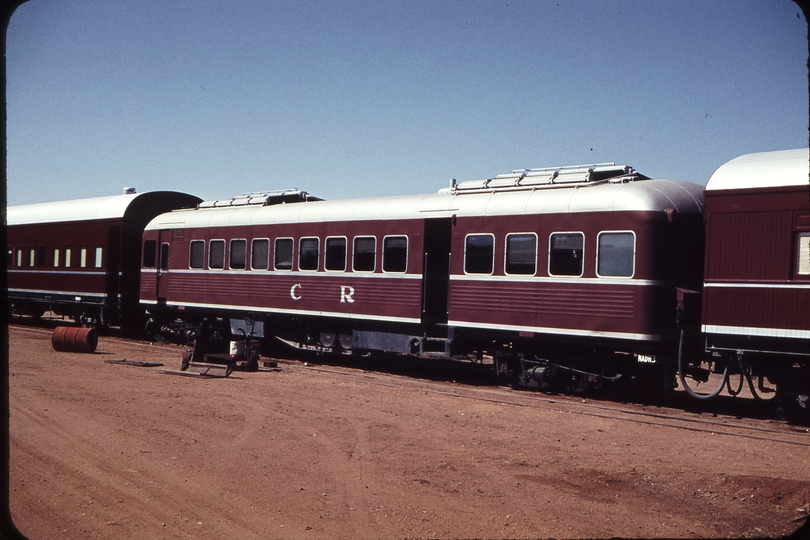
[104,225,121,319]
[156,230,172,300]
[421,218,452,325]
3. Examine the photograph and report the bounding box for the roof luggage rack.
[442,163,649,194]
[198,188,322,209]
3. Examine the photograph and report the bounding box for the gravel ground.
[7,323,810,539]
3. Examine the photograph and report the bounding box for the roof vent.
[197,188,323,209]
[442,162,649,195]
[123,187,136,195]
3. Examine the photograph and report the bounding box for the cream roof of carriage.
[7,190,201,226]
[145,164,705,231]
[706,148,809,191]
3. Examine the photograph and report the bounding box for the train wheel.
[780,381,810,426]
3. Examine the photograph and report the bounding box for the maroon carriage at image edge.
[693,148,810,421]
[7,189,202,330]
[138,163,708,395]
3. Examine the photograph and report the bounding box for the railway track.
[11,323,810,448]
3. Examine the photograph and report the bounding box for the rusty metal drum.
[52,326,98,353]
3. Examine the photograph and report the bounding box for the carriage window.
[353,236,376,272]
[37,246,46,267]
[251,239,270,270]
[17,248,23,268]
[189,240,205,269]
[299,237,319,271]
[160,243,170,271]
[53,248,60,268]
[597,232,635,277]
[79,247,88,268]
[797,232,810,275]
[465,234,494,274]
[143,240,157,268]
[7,249,12,267]
[64,247,72,268]
[325,237,347,271]
[505,233,537,275]
[383,236,408,273]
[274,238,293,270]
[209,240,225,269]
[28,248,35,267]
[230,239,247,269]
[94,247,103,268]
[549,233,584,276]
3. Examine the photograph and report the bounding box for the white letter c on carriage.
[290,283,302,300]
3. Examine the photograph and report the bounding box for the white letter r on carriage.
[339,285,355,304]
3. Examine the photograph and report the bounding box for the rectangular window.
[209,240,225,269]
[16,248,23,267]
[549,233,584,276]
[251,239,270,270]
[299,237,319,271]
[37,246,47,267]
[53,247,60,268]
[142,240,156,268]
[325,237,347,271]
[94,246,103,268]
[597,231,635,277]
[189,240,205,269]
[7,249,12,267]
[274,238,293,270]
[28,248,36,267]
[353,236,376,272]
[160,243,170,271]
[64,247,72,268]
[79,247,88,268]
[797,232,810,275]
[505,233,537,275]
[230,239,247,269]
[464,234,494,274]
[383,236,408,273]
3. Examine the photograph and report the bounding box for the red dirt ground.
[7,324,810,539]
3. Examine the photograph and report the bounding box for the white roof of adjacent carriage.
[7,192,148,226]
[706,148,810,191]
[145,178,704,230]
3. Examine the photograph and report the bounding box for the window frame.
[325,236,348,272]
[298,237,320,272]
[504,232,538,276]
[352,236,377,272]
[464,233,495,275]
[547,231,585,278]
[79,247,88,268]
[796,231,810,277]
[189,240,206,269]
[382,235,409,273]
[94,246,104,269]
[251,238,270,270]
[209,239,226,270]
[595,230,636,279]
[229,238,248,270]
[274,237,294,271]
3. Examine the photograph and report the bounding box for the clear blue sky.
[6,0,808,205]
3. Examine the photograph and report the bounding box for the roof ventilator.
[198,188,323,209]
[443,163,648,194]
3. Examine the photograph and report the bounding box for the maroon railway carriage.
[7,189,201,329]
[699,148,810,419]
[141,164,705,392]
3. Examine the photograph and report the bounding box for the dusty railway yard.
[6,323,810,539]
